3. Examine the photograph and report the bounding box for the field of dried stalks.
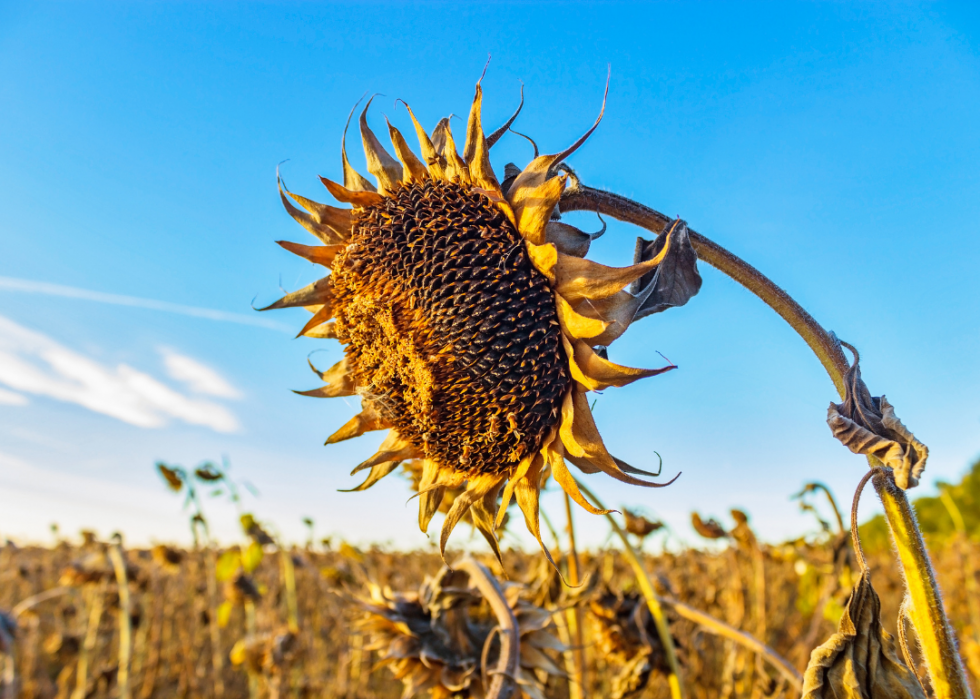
[2,482,979,699]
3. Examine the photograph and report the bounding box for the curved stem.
[660,596,804,691]
[576,481,686,699]
[12,587,69,619]
[561,184,849,394]
[562,183,973,698]
[455,556,519,699]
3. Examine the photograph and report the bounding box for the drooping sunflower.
[265,75,691,565]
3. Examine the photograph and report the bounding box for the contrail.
[0,276,292,332]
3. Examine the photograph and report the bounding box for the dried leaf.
[691,512,728,540]
[827,343,928,489]
[802,570,926,698]
[623,510,663,538]
[630,219,702,321]
[157,463,184,492]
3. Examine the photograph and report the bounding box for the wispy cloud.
[0,276,291,332]
[162,349,243,398]
[0,315,240,432]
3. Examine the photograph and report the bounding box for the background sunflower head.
[355,562,563,699]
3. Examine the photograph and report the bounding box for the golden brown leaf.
[827,343,928,490]
[801,570,926,698]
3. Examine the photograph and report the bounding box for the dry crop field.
[2,464,979,699]
[3,34,977,698]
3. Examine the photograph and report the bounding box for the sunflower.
[265,74,687,566]
[355,563,564,699]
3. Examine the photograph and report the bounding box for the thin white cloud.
[0,387,28,405]
[162,349,242,398]
[0,315,240,433]
[0,276,291,332]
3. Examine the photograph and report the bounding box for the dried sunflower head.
[267,75,688,564]
[230,628,299,681]
[356,563,563,699]
[588,588,679,699]
[150,544,184,571]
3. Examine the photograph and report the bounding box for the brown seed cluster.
[330,179,569,476]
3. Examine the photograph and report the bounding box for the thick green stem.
[561,183,972,697]
[576,481,685,699]
[876,470,972,696]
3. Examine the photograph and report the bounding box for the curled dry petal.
[801,570,926,698]
[359,97,404,193]
[827,343,928,490]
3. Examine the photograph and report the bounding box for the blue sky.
[1,2,977,550]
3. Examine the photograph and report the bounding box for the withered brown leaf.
[801,569,926,698]
[827,342,928,490]
[630,218,703,321]
[691,512,728,540]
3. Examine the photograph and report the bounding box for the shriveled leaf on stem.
[630,219,703,321]
[827,342,928,490]
[802,569,926,698]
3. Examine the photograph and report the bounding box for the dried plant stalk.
[563,491,587,699]
[71,580,107,699]
[939,490,980,650]
[576,479,686,699]
[108,544,132,699]
[452,556,521,699]
[206,548,225,698]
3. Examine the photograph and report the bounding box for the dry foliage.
[2,518,979,698]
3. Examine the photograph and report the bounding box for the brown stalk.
[138,574,164,699]
[453,556,520,699]
[205,548,225,698]
[108,544,132,699]
[560,184,848,395]
[71,579,107,699]
[563,491,587,699]
[244,599,258,699]
[280,548,300,635]
[939,489,980,649]
[813,482,847,536]
[562,181,973,698]
[575,480,686,699]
